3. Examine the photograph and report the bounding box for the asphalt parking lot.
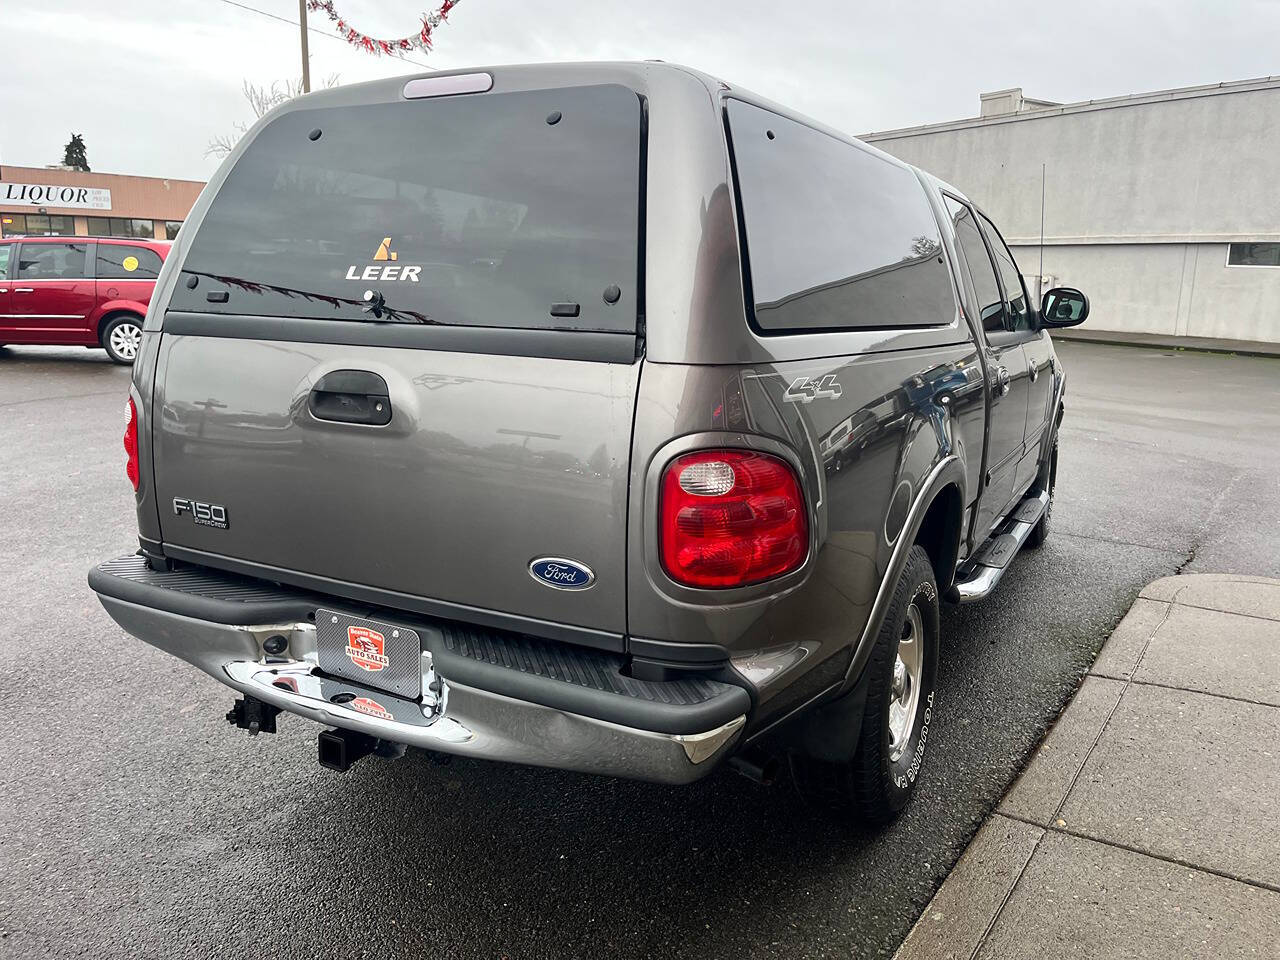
[1,339,1277,959]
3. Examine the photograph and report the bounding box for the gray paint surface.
[152,334,640,636]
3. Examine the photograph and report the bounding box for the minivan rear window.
[170,84,642,333]
[726,99,955,333]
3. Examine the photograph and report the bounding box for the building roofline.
[0,163,206,186]
[860,73,1280,141]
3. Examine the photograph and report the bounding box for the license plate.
[315,608,423,699]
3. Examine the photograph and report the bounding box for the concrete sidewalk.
[897,574,1280,960]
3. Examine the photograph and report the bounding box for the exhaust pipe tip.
[318,728,377,772]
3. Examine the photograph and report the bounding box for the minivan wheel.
[790,544,940,825]
[102,316,143,365]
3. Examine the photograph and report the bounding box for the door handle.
[308,369,392,426]
[15,288,34,293]
[1029,364,1039,383]
[994,365,1012,397]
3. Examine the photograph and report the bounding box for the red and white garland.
[305,0,461,57]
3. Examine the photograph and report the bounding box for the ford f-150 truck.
[89,62,1089,824]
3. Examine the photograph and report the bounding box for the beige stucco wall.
[0,165,204,223]
[865,79,1280,342]
[1011,242,1280,342]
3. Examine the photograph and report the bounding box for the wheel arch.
[95,306,147,343]
[913,482,965,597]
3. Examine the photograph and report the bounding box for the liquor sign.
[0,181,112,211]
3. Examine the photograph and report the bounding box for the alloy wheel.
[888,600,924,762]
[109,322,142,362]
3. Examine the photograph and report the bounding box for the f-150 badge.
[172,497,228,529]
[785,374,843,404]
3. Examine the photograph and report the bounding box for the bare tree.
[206,75,340,159]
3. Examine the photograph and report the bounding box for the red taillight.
[124,397,139,491]
[659,450,808,589]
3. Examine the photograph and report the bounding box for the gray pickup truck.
[89,62,1088,824]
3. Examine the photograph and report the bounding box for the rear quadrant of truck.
[147,79,644,647]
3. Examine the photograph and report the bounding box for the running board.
[949,490,1050,604]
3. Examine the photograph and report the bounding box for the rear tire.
[791,544,940,826]
[1027,437,1057,548]
[101,315,143,365]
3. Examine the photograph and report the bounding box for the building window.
[1227,242,1280,267]
[85,217,156,239]
[0,213,76,236]
[164,220,183,239]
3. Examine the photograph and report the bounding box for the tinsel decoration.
[305,0,461,57]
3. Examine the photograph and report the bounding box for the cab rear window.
[170,84,642,333]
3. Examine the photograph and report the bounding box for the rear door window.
[0,244,11,278]
[726,99,955,332]
[944,197,1006,335]
[16,243,88,279]
[168,84,642,333]
[977,213,1032,332]
[97,244,163,280]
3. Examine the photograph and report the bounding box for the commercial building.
[0,165,205,242]
[863,76,1280,344]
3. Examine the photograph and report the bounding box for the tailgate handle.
[308,369,392,426]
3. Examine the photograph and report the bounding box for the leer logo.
[351,696,392,720]
[345,626,390,672]
[345,237,420,283]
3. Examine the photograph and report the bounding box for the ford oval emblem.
[529,557,596,591]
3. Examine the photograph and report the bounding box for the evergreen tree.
[62,134,90,172]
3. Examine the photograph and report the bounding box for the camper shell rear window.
[169,84,642,334]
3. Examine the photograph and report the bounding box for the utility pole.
[298,0,311,93]
[1038,162,1046,300]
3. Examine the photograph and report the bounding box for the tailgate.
[152,335,639,634]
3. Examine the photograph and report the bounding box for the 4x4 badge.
[785,374,843,404]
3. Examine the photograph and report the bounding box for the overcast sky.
[3,0,1279,182]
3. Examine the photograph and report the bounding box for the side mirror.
[1040,287,1089,328]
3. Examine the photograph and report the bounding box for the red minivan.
[0,235,170,364]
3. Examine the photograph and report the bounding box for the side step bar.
[949,490,1049,604]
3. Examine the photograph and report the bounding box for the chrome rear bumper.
[98,595,745,784]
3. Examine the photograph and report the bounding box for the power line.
[215,0,450,73]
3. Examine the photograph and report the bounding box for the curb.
[1049,329,1280,359]
[894,573,1280,960]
